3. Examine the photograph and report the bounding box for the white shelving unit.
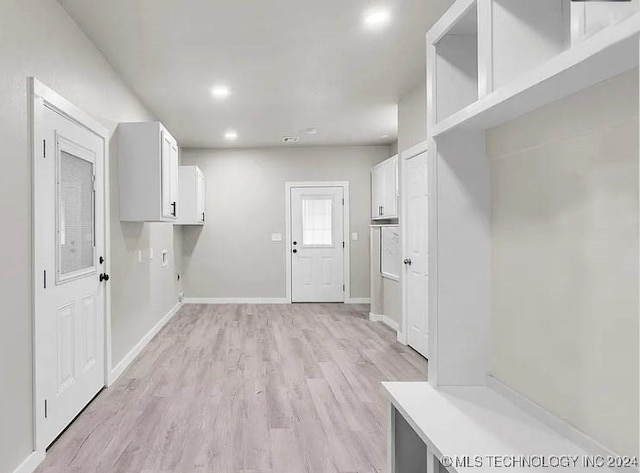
[387,1,640,471]
[176,166,205,225]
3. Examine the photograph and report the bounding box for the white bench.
[383,382,630,473]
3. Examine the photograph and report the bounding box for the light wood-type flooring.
[36,303,427,473]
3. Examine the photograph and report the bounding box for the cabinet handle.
[171,202,176,217]
[381,205,384,216]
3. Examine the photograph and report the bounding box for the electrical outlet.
[352,232,358,241]
[271,233,283,242]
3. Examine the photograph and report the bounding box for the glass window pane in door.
[59,151,94,276]
[302,197,333,246]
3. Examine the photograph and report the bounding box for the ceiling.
[58,0,453,148]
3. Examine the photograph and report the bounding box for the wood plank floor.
[36,303,427,473]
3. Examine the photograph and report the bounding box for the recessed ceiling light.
[224,130,238,140]
[305,127,318,135]
[381,134,389,138]
[211,85,230,99]
[364,9,391,28]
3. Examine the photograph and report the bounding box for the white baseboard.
[486,375,637,473]
[369,312,400,332]
[12,450,45,473]
[346,297,371,304]
[183,297,288,304]
[109,301,182,385]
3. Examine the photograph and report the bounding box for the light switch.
[138,250,142,263]
[149,248,154,260]
[271,233,283,242]
[161,250,168,268]
[352,232,358,241]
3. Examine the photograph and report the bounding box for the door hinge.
[342,198,344,205]
[342,241,345,248]
[342,284,345,292]
[44,399,48,418]
[43,139,46,158]
[43,270,47,289]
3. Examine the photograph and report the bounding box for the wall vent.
[282,136,300,143]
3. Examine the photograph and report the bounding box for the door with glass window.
[36,104,106,447]
[290,187,344,302]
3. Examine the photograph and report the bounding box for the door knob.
[99,273,110,282]
[403,259,412,265]
[292,249,298,254]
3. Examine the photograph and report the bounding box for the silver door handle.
[403,259,412,265]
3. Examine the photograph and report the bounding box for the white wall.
[0,2,180,471]
[180,146,390,300]
[398,82,427,153]
[488,70,639,456]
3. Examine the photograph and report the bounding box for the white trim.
[369,312,400,332]
[345,297,371,304]
[400,141,428,161]
[426,0,477,44]
[11,451,45,473]
[486,376,637,473]
[285,181,351,304]
[109,302,182,384]
[30,78,111,454]
[183,297,288,304]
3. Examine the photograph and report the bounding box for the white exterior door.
[36,105,106,447]
[291,187,345,302]
[405,151,429,358]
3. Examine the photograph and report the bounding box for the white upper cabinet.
[177,166,206,225]
[119,122,179,222]
[372,155,398,220]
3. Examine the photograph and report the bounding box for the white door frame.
[30,78,111,454]
[399,141,429,345]
[285,181,351,304]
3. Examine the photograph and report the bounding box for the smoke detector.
[282,136,300,143]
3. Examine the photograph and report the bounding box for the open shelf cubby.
[433,1,479,122]
[572,0,640,45]
[491,0,571,90]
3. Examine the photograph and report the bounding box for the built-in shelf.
[384,382,619,473]
[431,7,640,137]
[433,1,479,122]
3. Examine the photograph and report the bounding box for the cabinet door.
[196,169,206,222]
[161,131,174,218]
[382,156,398,218]
[169,141,179,219]
[371,165,384,219]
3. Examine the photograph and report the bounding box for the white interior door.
[405,151,429,358]
[291,187,345,302]
[36,105,106,447]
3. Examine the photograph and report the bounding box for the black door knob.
[292,249,298,254]
[100,273,110,282]
[403,259,412,265]
[293,241,297,245]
